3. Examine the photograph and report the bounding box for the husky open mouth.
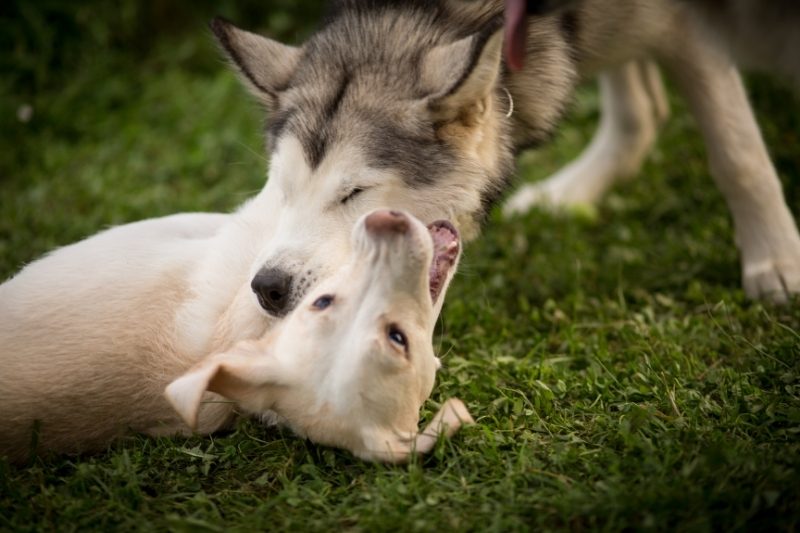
[427,220,460,303]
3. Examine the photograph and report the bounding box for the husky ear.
[165,339,291,429]
[209,17,301,107]
[421,20,504,123]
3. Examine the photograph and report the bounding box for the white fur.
[0,203,470,463]
[167,210,471,462]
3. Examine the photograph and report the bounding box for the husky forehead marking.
[273,85,458,188]
[290,73,351,170]
[268,10,470,185]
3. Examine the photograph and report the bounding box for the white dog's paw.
[742,257,800,303]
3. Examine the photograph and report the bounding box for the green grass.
[2,6,800,531]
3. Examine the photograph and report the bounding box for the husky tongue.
[504,0,528,71]
[427,221,460,303]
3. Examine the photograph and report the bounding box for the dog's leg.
[639,59,670,126]
[662,22,800,302]
[504,59,668,215]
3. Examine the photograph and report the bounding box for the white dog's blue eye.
[312,295,334,310]
[388,326,407,348]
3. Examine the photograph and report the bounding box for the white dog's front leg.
[662,20,800,302]
[504,59,668,215]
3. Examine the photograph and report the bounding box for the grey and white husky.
[211,0,800,313]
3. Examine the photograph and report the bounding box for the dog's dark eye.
[340,187,365,204]
[312,294,334,310]
[387,325,407,348]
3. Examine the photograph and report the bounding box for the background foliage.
[1,1,799,530]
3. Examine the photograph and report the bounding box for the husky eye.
[312,294,334,310]
[387,325,407,349]
[340,187,366,204]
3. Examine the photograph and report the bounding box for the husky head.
[166,209,472,462]
[212,1,576,316]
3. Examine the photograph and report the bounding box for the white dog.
[0,206,470,463]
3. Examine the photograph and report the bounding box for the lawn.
[1,3,799,531]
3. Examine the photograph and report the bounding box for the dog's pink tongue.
[427,221,460,303]
[504,0,528,71]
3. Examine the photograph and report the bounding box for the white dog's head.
[166,209,472,462]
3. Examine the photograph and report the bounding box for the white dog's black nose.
[251,268,293,316]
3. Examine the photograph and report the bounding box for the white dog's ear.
[421,18,504,123]
[165,339,291,430]
[209,17,301,108]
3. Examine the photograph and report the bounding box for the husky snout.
[251,267,293,317]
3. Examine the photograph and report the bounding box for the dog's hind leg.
[662,19,800,302]
[504,59,668,215]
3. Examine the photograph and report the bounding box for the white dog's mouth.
[427,220,460,303]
